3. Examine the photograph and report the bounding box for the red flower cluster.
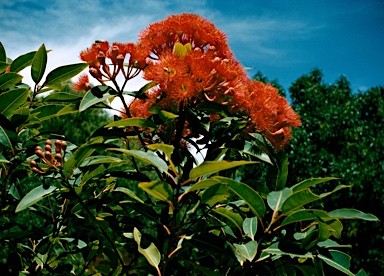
[79,13,301,149]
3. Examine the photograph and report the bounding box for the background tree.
[287,69,384,274]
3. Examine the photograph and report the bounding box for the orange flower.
[72,74,91,91]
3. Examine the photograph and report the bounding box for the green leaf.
[280,209,329,227]
[0,88,29,117]
[328,209,379,221]
[0,42,5,62]
[0,72,23,90]
[213,208,243,232]
[63,144,95,179]
[138,180,173,204]
[189,160,258,179]
[82,155,124,166]
[147,143,177,173]
[127,81,156,99]
[291,177,339,192]
[45,63,88,90]
[80,164,108,186]
[185,178,221,193]
[318,253,354,276]
[79,86,115,112]
[43,92,82,102]
[243,217,258,240]
[281,189,320,214]
[276,151,288,190]
[201,184,229,205]
[215,176,266,219]
[104,118,157,131]
[30,104,77,121]
[15,185,57,212]
[133,228,161,275]
[0,61,9,74]
[267,188,292,211]
[0,154,10,163]
[9,51,35,72]
[113,187,144,203]
[159,110,178,123]
[0,125,16,151]
[233,240,258,263]
[31,44,47,83]
[107,148,168,172]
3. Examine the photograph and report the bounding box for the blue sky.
[1,0,383,93]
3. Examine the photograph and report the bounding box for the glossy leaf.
[213,207,243,232]
[0,72,23,90]
[281,189,320,214]
[79,86,115,112]
[43,92,82,102]
[215,177,266,219]
[45,63,88,90]
[133,228,161,275]
[189,160,258,179]
[138,181,173,205]
[267,188,292,211]
[276,151,288,190]
[201,184,229,205]
[291,177,339,192]
[0,88,29,117]
[185,178,221,193]
[159,110,178,123]
[147,143,177,174]
[328,209,379,221]
[243,217,258,240]
[31,44,47,83]
[80,164,108,186]
[15,185,57,212]
[318,253,354,276]
[105,118,157,131]
[233,240,258,263]
[63,144,95,179]
[9,51,35,72]
[31,105,76,121]
[113,187,144,203]
[0,61,9,73]
[108,148,168,172]
[280,209,328,227]
[0,125,16,151]
[0,42,5,62]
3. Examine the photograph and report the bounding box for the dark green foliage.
[287,69,384,274]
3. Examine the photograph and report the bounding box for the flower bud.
[30,160,37,167]
[45,151,53,162]
[44,144,52,152]
[35,149,45,159]
[55,140,62,153]
[32,167,45,174]
[45,139,52,146]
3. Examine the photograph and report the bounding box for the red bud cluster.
[30,140,67,174]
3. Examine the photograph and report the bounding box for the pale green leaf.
[318,253,354,276]
[243,217,258,240]
[79,86,114,112]
[16,185,57,212]
[105,118,157,131]
[0,61,9,74]
[114,187,144,203]
[139,180,173,205]
[189,160,258,179]
[267,188,292,211]
[233,240,258,262]
[328,209,379,221]
[133,228,161,274]
[107,148,168,172]
[281,189,320,214]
